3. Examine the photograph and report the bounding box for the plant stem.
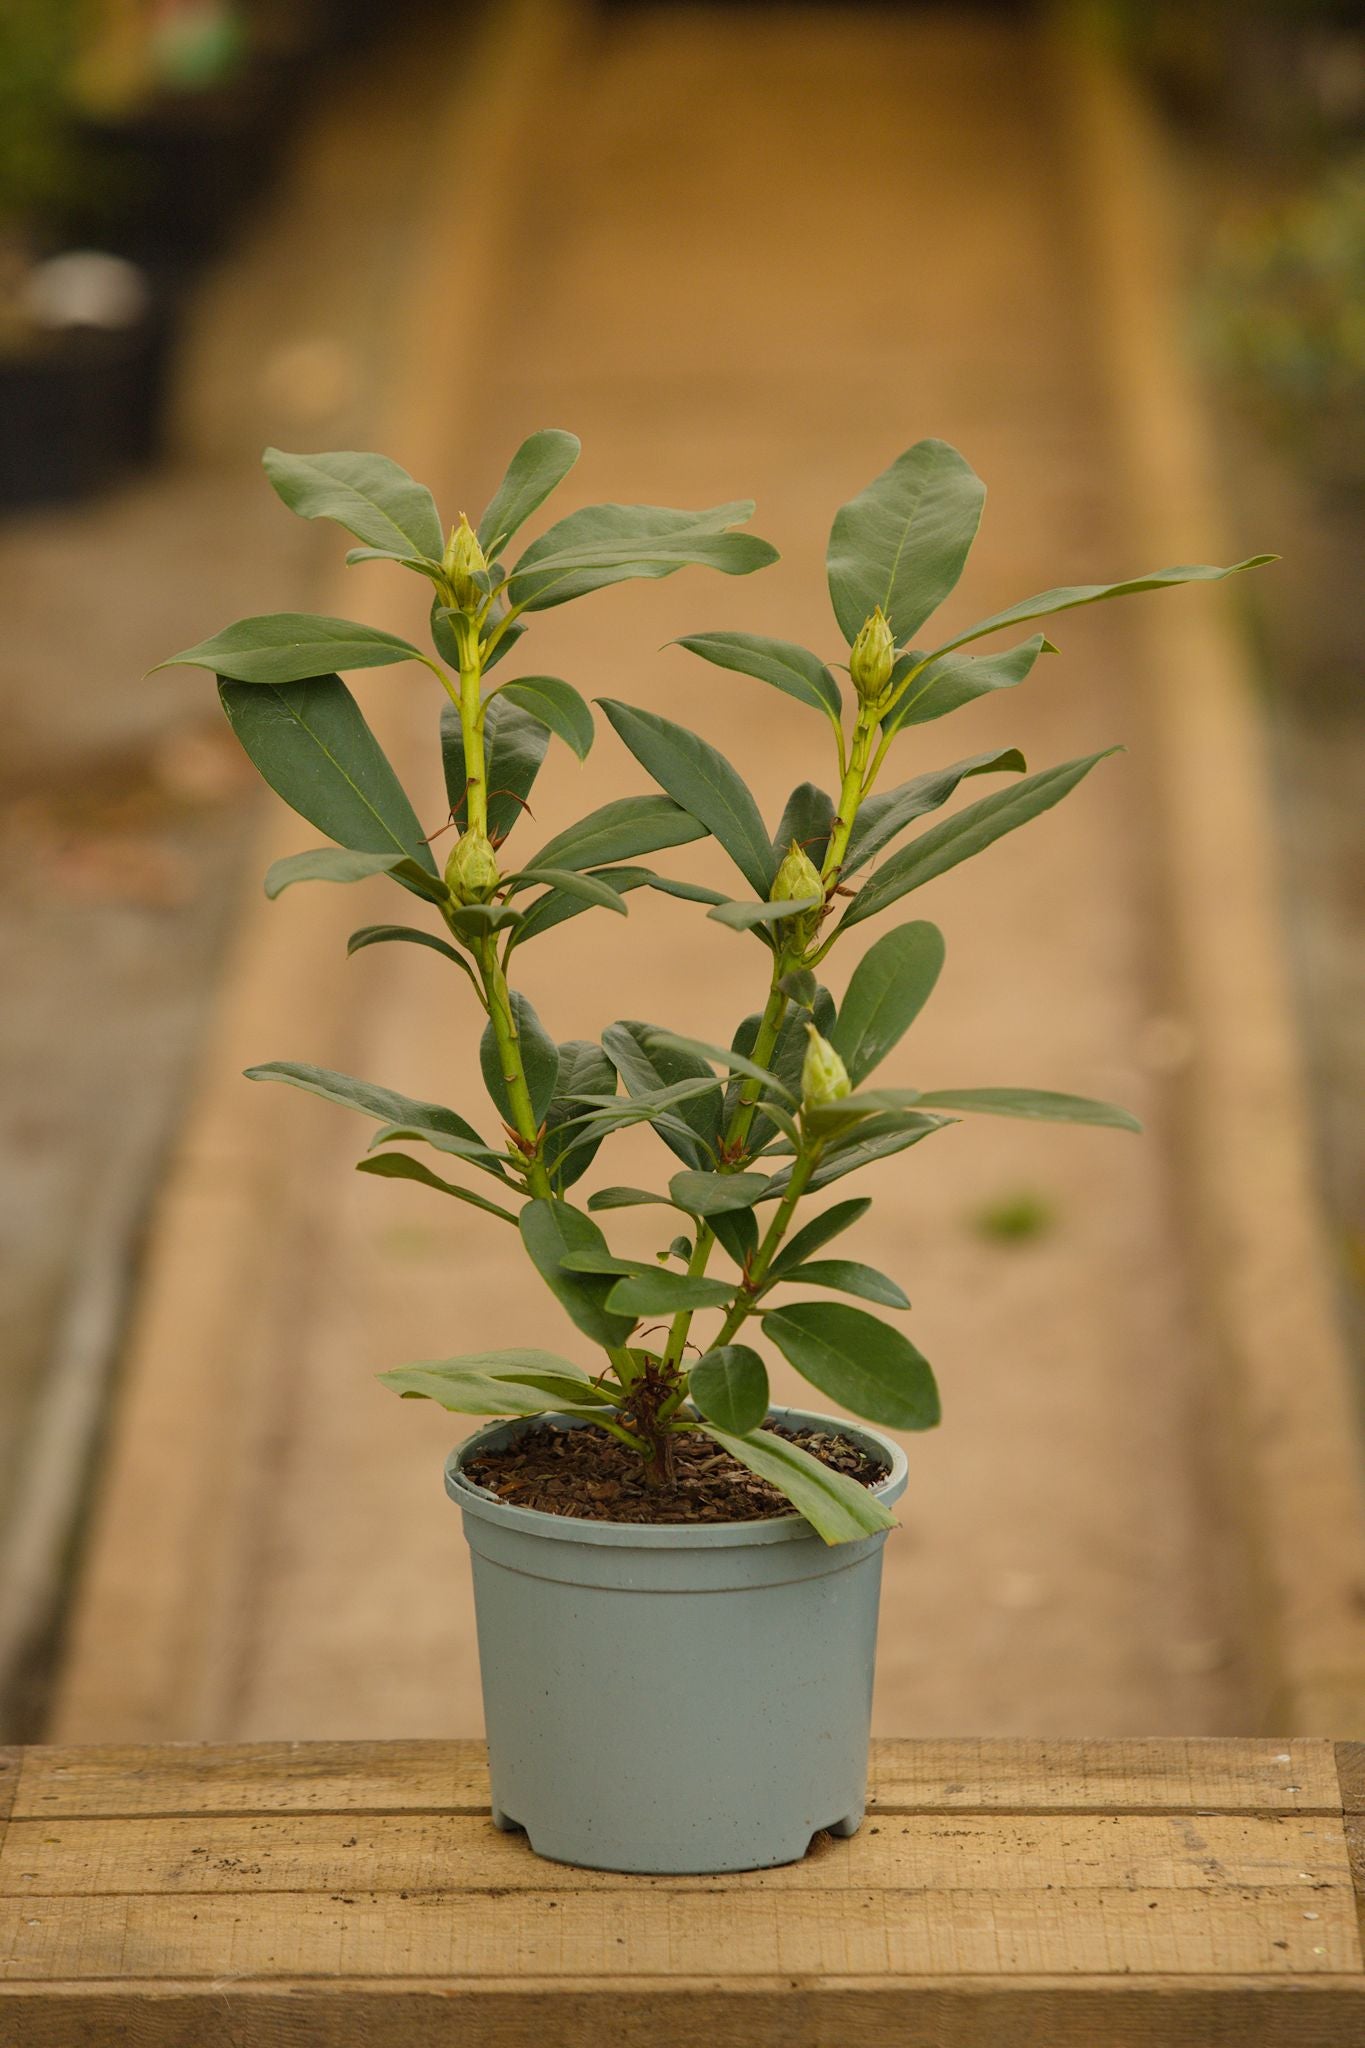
[724,970,791,1160]
[454,614,487,839]
[714,1145,819,1346]
[476,935,553,1200]
[661,1223,715,1371]
[822,700,877,884]
[440,597,551,1198]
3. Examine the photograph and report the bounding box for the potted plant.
[160,434,1268,1872]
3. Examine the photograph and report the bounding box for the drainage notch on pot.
[446,1406,908,1876]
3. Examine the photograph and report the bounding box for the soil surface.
[463,1423,886,1525]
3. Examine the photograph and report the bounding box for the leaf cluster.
[161,431,1270,1541]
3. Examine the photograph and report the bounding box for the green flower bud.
[769,838,824,952]
[801,1025,851,1110]
[444,827,499,904]
[443,513,488,613]
[770,838,822,906]
[849,606,895,704]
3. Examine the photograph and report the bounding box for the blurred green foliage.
[0,0,84,231]
[1199,156,1365,490]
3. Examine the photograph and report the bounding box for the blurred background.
[0,0,1361,1747]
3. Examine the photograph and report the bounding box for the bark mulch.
[462,1421,886,1526]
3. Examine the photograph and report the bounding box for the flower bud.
[849,606,895,704]
[769,838,824,953]
[443,513,487,613]
[801,1025,851,1110]
[444,827,499,904]
[770,838,822,907]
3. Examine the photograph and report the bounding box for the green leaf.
[507,866,655,947]
[246,1061,490,1153]
[220,675,435,871]
[377,1350,610,1416]
[927,557,1276,662]
[606,1270,736,1315]
[441,694,549,843]
[645,1028,798,1101]
[586,1185,674,1212]
[601,1020,722,1167]
[707,894,822,933]
[915,1086,1141,1132]
[262,847,448,902]
[668,1169,770,1215]
[771,784,834,873]
[495,676,594,760]
[528,795,707,873]
[826,439,985,647]
[844,750,1119,927]
[344,546,441,578]
[710,1205,759,1270]
[843,751,1026,877]
[479,991,560,1128]
[156,614,425,685]
[673,631,841,719]
[508,500,778,612]
[355,1151,518,1221]
[635,874,731,908]
[883,634,1052,735]
[763,1119,947,1196]
[559,1249,659,1276]
[722,987,835,1153]
[347,922,476,983]
[369,1122,512,1178]
[519,1199,637,1346]
[544,1039,617,1191]
[689,1345,769,1435]
[477,429,581,555]
[700,1424,895,1544]
[764,1301,940,1430]
[831,922,945,1083]
[507,867,629,915]
[767,1259,909,1309]
[262,447,443,561]
[445,902,524,937]
[599,700,774,896]
[771,1198,872,1271]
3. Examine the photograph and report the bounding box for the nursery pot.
[445,1405,908,1874]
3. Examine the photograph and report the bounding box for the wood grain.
[12,1737,1339,1820]
[4,1738,1364,2045]
[4,1982,1365,2048]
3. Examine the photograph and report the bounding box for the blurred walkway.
[49,4,1356,1742]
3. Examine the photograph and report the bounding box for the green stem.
[657,967,789,1377]
[477,936,552,1199]
[714,1145,820,1346]
[661,1223,715,1372]
[454,614,487,839]
[725,971,791,1160]
[822,701,877,884]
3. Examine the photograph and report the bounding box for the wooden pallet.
[3,1739,1364,2043]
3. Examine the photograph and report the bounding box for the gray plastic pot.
[444,1405,908,1874]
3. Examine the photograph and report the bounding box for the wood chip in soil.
[462,1422,886,1526]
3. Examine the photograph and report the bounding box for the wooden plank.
[867,1738,1342,1813]
[2,1811,1351,1899]
[11,1741,489,1819]
[1335,1744,1365,1813]
[3,1883,1359,1981]
[13,1737,1341,1820]
[4,1981,1365,2048]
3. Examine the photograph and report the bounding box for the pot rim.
[445,1404,909,1550]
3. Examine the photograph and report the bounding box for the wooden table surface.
[2,1739,1364,2044]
